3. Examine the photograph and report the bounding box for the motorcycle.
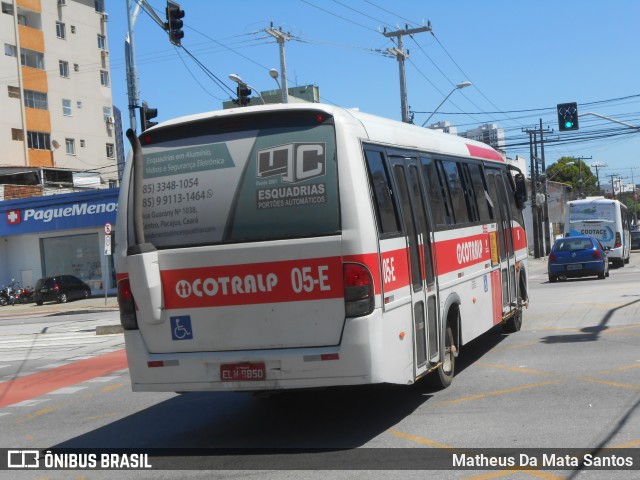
[16,285,33,304]
[0,285,8,306]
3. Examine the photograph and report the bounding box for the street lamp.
[421,81,472,127]
[269,68,284,103]
[228,73,265,105]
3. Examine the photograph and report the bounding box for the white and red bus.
[115,103,529,392]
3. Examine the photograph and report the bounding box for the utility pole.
[538,119,553,255]
[384,24,431,123]
[265,24,291,103]
[524,124,552,258]
[610,173,620,199]
[572,156,592,199]
[591,162,607,195]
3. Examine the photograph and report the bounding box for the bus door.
[486,168,517,315]
[389,156,440,377]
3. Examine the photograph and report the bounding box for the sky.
[106,0,640,184]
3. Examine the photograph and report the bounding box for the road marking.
[0,349,127,408]
[8,399,50,408]
[102,383,125,393]
[49,386,88,394]
[433,380,561,407]
[388,429,453,448]
[86,375,120,383]
[476,363,560,377]
[579,378,640,390]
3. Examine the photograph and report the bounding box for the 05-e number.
[291,266,331,293]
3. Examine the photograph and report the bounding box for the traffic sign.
[104,234,112,256]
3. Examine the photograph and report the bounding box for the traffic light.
[140,101,158,132]
[557,102,579,131]
[165,1,185,46]
[236,86,252,107]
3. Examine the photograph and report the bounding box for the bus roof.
[146,103,505,164]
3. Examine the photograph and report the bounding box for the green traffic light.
[565,121,573,128]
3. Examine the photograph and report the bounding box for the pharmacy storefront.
[0,189,119,296]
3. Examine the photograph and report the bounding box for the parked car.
[33,275,91,305]
[548,235,609,283]
[631,230,640,250]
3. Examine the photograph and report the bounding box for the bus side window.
[502,170,524,226]
[364,149,401,236]
[469,163,492,222]
[440,159,469,225]
[420,156,449,227]
[460,163,480,223]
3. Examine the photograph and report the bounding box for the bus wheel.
[503,278,525,333]
[426,321,456,390]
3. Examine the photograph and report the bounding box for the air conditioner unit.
[101,50,109,56]
[101,13,108,22]
[58,0,67,6]
[106,116,115,124]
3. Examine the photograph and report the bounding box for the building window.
[27,131,51,150]
[56,22,66,39]
[65,138,75,155]
[71,25,76,34]
[106,143,115,159]
[24,90,48,109]
[59,60,69,78]
[4,43,17,57]
[80,139,86,148]
[100,70,109,86]
[2,3,15,15]
[103,106,112,120]
[21,49,45,69]
[77,101,83,109]
[74,63,79,72]
[62,98,72,116]
[8,86,20,99]
[97,34,106,50]
[95,0,104,13]
[12,128,24,141]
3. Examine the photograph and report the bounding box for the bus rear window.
[138,121,339,248]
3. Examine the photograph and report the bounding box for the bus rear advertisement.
[116,104,529,393]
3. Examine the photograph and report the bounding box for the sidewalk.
[0,295,119,319]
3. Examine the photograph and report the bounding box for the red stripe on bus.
[161,257,344,309]
[0,350,127,408]
[466,144,504,162]
[435,233,492,275]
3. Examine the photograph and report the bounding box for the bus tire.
[503,275,525,333]
[426,317,456,390]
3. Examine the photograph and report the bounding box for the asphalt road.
[0,255,639,479]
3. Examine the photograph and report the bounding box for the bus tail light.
[615,232,622,248]
[117,278,139,330]
[343,263,374,317]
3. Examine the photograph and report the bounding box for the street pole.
[265,24,290,103]
[384,24,431,123]
[125,0,140,132]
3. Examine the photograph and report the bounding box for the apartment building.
[0,0,117,198]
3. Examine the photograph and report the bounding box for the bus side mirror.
[514,173,527,210]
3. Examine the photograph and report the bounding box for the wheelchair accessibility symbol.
[170,315,193,340]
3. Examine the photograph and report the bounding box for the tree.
[545,157,598,199]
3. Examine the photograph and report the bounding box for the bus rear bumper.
[123,316,381,392]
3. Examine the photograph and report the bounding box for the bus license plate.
[567,264,581,270]
[220,363,266,381]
